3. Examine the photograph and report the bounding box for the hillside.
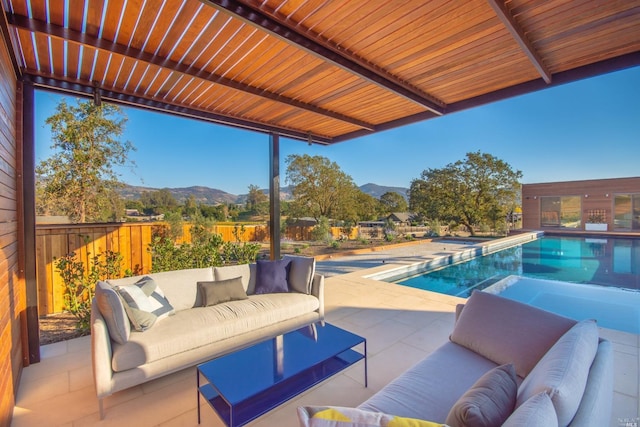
[120,183,409,205]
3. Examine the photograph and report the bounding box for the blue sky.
[35,66,640,196]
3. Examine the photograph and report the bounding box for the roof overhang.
[2,0,639,144]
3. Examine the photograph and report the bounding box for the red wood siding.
[522,177,640,230]
[0,30,22,427]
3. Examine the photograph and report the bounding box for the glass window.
[614,193,640,231]
[540,196,581,228]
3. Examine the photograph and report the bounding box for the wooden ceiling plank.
[203,0,447,114]
[68,0,86,30]
[84,0,106,37]
[7,13,374,130]
[486,0,552,83]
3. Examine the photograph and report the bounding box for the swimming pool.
[382,235,640,334]
[389,236,640,297]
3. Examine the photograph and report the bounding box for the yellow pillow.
[297,406,448,427]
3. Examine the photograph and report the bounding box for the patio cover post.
[269,133,280,260]
[21,81,39,363]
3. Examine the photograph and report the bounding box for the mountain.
[359,183,409,200]
[119,185,238,205]
[119,183,409,205]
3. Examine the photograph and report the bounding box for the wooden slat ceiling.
[2,0,639,144]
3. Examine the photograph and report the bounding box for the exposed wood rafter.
[202,0,447,115]
[486,0,552,84]
[23,73,334,145]
[6,13,374,132]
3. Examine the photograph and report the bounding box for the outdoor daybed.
[91,255,324,419]
[299,291,613,427]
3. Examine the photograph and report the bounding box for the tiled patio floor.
[11,239,640,427]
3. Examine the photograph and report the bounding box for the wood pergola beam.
[7,13,375,132]
[486,0,552,84]
[23,73,334,145]
[203,0,447,115]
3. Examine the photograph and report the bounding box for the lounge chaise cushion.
[516,319,599,426]
[254,258,291,294]
[297,406,445,427]
[95,281,130,344]
[502,392,557,427]
[198,277,248,306]
[445,364,517,427]
[450,291,576,378]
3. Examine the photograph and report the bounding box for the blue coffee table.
[197,323,367,426]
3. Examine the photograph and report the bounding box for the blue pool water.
[389,235,640,333]
[394,236,640,298]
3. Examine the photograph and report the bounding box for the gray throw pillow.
[502,392,557,427]
[254,258,291,294]
[445,364,518,427]
[198,277,248,307]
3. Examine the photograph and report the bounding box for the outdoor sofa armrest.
[311,273,325,320]
[91,298,114,418]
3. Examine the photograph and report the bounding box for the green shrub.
[330,240,341,249]
[55,250,123,333]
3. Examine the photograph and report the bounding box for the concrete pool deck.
[11,233,639,426]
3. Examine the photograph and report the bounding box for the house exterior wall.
[522,177,640,231]
[0,31,23,427]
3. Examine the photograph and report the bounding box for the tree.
[285,154,359,221]
[409,151,522,236]
[379,191,408,214]
[140,189,178,214]
[36,99,134,223]
[246,184,269,219]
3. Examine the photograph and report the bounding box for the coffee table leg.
[364,340,368,388]
[197,370,201,424]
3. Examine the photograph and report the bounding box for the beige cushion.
[517,319,599,426]
[297,406,445,427]
[503,392,557,426]
[111,293,320,371]
[95,281,130,344]
[445,364,517,427]
[450,291,576,378]
[283,255,315,294]
[198,277,248,306]
[358,342,498,422]
[108,267,214,311]
[214,264,252,292]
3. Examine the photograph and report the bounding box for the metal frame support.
[269,133,281,260]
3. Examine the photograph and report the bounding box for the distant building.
[522,177,640,232]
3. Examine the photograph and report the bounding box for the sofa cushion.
[198,277,248,306]
[283,255,315,294]
[450,291,576,378]
[109,267,214,312]
[95,281,130,344]
[503,392,557,427]
[214,263,253,293]
[445,364,517,427]
[358,341,499,423]
[111,293,320,372]
[516,319,598,426]
[254,259,291,294]
[297,406,445,427]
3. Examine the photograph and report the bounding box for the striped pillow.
[117,276,175,331]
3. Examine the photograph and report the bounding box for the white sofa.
[91,255,324,419]
[299,291,613,427]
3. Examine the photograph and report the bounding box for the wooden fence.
[35,222,269,315]
[36,222,358,315]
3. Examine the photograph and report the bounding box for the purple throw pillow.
[254,259,292,294]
